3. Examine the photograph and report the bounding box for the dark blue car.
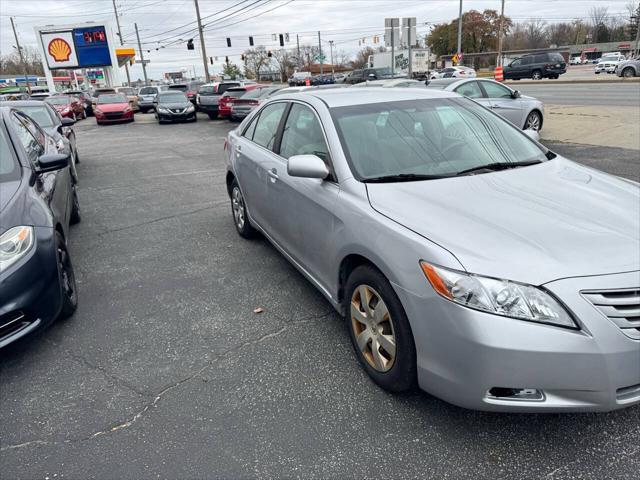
[0,106,80,348]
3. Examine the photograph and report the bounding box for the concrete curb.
[503,78,640,85]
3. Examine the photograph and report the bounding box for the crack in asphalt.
[0,310,335,452]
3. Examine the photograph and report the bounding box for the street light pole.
[135,23,149,85]
[329,40,335,78]
[456,0,463,64]
[194,0,211,82]
[496,0,505,67]
[112,0,131,86]
[318,31,323,75]
[10,17,31,94]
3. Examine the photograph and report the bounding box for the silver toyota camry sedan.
[224,88,640,412]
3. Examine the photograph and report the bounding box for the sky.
[0,0,636,80]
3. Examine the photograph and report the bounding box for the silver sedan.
[426,78,544,131]
[224,88,640,412]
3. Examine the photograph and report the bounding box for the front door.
[479,81,524,128]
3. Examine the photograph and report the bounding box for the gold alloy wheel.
[350,285,397,372]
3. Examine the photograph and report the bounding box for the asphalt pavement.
[1,114,639,479]
[514,81,640,106]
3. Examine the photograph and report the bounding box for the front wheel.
[344,265,416,392]
[524,110,542,131]
[230,179,257,238]
[55,232,78,319]
[623,67,635,78]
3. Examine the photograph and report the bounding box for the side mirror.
[61,117,75,127]
[37,153,70,173]
[523,129,540,142]
[287,154,329,179]
[511,90,521,99]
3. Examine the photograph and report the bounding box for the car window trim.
[454,80,484,99]
[479,80,512,99]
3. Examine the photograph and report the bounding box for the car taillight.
[459,70,465,74]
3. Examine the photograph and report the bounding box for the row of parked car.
[0,98,83,348]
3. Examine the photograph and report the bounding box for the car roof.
[158,90,185,95]
[300,87,458,107]
[1,100,52,108]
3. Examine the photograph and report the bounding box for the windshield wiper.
[456,160,542,176]
[362,173,451,183]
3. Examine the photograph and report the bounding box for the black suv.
[503,52,566,80]
[345,67,394,84]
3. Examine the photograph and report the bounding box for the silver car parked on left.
[224,88,640,413]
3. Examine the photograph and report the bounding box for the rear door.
[452,80,488,108]
[234,102,288,231]
[479,80,524,127]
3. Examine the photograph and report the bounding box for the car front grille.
[171,108,186,114]
[583,288,640,340]
[105,112,123,119]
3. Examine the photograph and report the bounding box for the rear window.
[222,88,246,98]
[168,85,188,92]
[217,83,240,95]
[94,89,116,97]
[549,53,565,63]
[139,87,158,95]
[199,85,215,94]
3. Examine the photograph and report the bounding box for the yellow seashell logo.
[48,38,72,62]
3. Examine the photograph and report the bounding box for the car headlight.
[186,104,195,112]
[420,262,577,328]
[158,107,169,113]
[55,138,65,151]
[0,226,35,272]
[123,106,132,113]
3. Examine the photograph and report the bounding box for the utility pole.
[329,40,335,78]
[633,15,640,59]
[10,17,31,94]
[135,23,149,85]
[407,18,414,78]
[496,0,505,67]
[194,0,210,82]
[456,0,463,64]
[318,31,323,74]
[112,0,131,86]
[296,34,301,69]
[391,20,396,77]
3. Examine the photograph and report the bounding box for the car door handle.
[268,168,278,182]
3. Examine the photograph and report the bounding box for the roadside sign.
[314,54,326,62]
[305,77,311,86]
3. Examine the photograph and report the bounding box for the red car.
[46,95,86,120]
[94,93,135,125]
[218,84,260,118]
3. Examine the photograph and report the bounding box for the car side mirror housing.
[287,154,329,179]
[61,117,75,127]
[37,153,70,173]
[511,90,521,99]
[523,129,540,142]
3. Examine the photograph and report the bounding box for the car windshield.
[331,97,548,180]
[159,93,188,103]
[0,126,20,182]
[16,106,55,128]
[139,87,157,95]
[95,90,115,96]
[46,96,70,105]
[98,94,128,104]
[601,55,618,61]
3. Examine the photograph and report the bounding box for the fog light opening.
[488,387,544,401]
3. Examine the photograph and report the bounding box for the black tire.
[230,179,257,238]
[622,67,635,78]
[344,265,417,393]
[55,232,78,319]
[531,69,542,80]
[70,186,81,224]
[207,112,218,120]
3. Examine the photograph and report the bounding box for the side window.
[454,81,483,99]
[10,113,44,165]
[481,81,513,99]
[279,103,329,161]
[510,59,522,67]
[251,102,287,151]
[521,56,533,65]
[243,112,259,140]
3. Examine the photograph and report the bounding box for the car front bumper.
[397,270,640,412]
[197,103,218,114]
[0,227,62,349]
[157,110,196,122]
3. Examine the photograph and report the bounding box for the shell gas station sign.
[41,31,79,69]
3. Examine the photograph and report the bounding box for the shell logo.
[48,38,72,62]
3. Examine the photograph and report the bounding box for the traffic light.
[225,56,229,64]
[241,54,245,61]
[279,34,284,47]
[210,57,213,65]
[187,39,194,50]
[249,36,254,46]
[226,38,231,47]
[267,50,272,57]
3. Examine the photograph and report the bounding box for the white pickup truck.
[595,52,626,74]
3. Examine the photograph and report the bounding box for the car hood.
[366,157,640,285]
[0,180,20,214]
[159,102,191,109]
[96,103,129,112]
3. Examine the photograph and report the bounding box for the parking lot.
[1,108,638,479]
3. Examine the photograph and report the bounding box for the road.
[514,82,640,106]
[1,115,638,479]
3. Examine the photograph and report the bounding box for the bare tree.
[272,49,295,82]
[334,49,351,67]
[350,46,375,69]
[243,46,270,80]
[0,46,44,75]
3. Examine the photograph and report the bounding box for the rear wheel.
[70,186,81,224]
[623,67,635,78]
[531,69,542,80]
[55,232,78,319]
[230,179,257,238]
[344,265,417,392]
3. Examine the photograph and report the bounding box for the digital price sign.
[73,26,112,67]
